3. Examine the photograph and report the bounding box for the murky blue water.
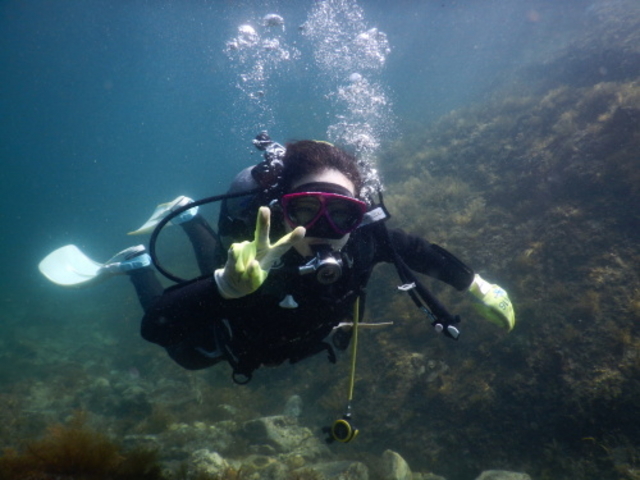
[0,0,590,294]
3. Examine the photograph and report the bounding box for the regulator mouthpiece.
[299,245,343,284]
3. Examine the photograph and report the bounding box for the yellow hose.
[347,296,360,402]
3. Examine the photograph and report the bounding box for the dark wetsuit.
[130,214,474,376]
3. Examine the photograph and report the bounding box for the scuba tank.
[218,132,286,250]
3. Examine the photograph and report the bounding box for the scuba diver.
[39,136,515,385]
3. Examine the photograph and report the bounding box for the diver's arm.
[140,275,229,347]
[382,227,515,331]
[384,228,475,291]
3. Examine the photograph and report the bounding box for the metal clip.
[397,282,416,292]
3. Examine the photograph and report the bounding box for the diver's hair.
[279,140,363,197]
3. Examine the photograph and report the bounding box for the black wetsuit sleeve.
[376,226,475,291]
[140,275,228,347]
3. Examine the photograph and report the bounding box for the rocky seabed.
[125,408,531,480]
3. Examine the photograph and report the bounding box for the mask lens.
[325,197,364,232]
[285,195,323,226]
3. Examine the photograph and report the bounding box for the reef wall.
[331,3,640,477]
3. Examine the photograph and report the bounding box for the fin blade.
[38,245,103,287]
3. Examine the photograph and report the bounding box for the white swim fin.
[128,195,196,235]
[38,245,104,287]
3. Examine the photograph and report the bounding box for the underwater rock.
[297,460,368,480]
[218,403,240,418]
[474,470,531,480]
[381,449,412,480]
[283,394,303,417]
[190,449,230,477]
[243,415,329,459]
[240,454,289,480]
[123,420,237,462]
[425,358,449,384]
[412,473,446,480]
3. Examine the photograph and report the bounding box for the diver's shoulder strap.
[359,204,390,227]
[358,191,391,229]
[391,246,461,340]
[374,194,461,340]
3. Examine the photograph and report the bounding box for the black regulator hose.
[149,189,260,283]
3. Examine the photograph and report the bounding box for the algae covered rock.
[190,449,230,477]
[239,454,289,480]
[474,470,531,480]
[282,394,303,418]
[296,460,369,480]
[243,415,329,459]
[124,420,237,462]
[381,449,412,480]
[413,473,446,480]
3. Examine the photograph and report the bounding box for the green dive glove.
[214,206,306,299]
[469,274,515,331]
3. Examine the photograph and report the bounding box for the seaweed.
[0,411,163,480]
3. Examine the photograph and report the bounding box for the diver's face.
[285,168,357,257]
